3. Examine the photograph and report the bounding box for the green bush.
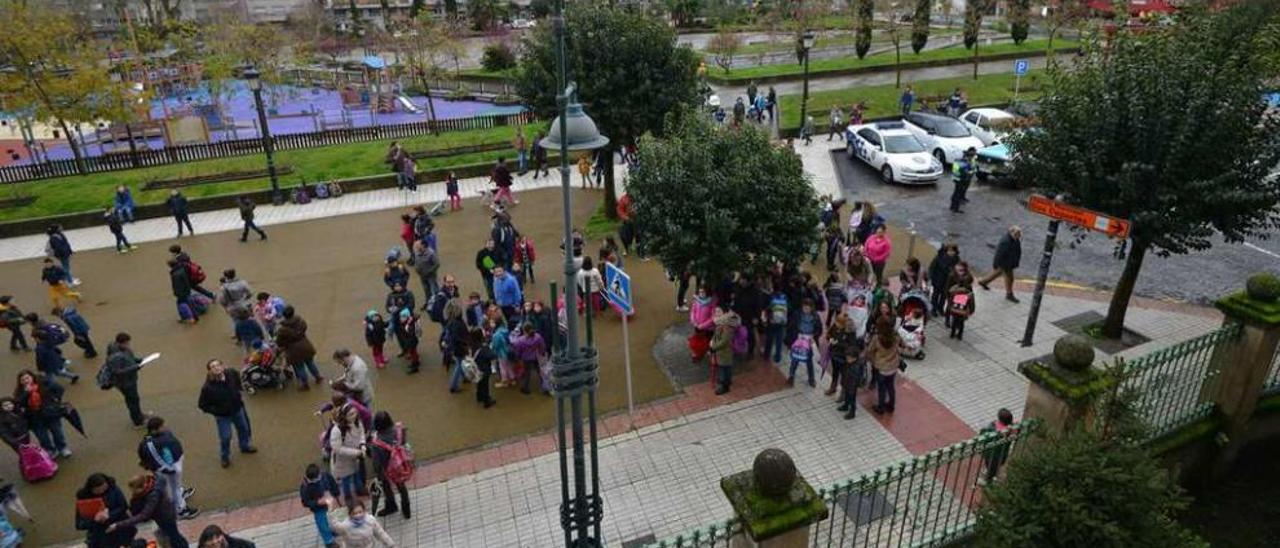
[481,42,517,72]
[1246,272,1280,302]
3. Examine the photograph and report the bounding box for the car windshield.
[883,134,925,153]
[934,118,971,138]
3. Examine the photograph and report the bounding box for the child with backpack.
[368,411,413,519]
[233,308,265,356]
[789,334,815,388]
[53,304,97,359]
[299,463,340,547]
[488,319,513,389]
[763,288,789,364]
[364,311,388,369]
[253,292,285,337]
[947,285,975,340]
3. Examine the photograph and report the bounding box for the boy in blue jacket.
[54,304,97,359]
[300,463,340,547]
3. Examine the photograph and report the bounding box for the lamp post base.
[270,189,286,206]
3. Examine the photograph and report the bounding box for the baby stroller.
[897,289,930,360]
[242,341,292,394]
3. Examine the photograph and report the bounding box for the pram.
[242,341,292,394]
[897,289,930,359]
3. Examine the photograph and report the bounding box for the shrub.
[481,43,517,72]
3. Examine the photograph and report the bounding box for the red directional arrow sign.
[1027,194,1131,239]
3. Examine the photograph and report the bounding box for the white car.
[845,121,943,185]
[510,18,536,29]
[903,112,986,166]
[960,108,1018,146]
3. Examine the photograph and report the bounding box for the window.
[933,118,971,138]
[964,112,981,124]
[857,129,880,146]
[883,135,926,153]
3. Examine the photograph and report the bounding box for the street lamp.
[539,0,610,545]
[798,30,816,133]
[244,67,282,205]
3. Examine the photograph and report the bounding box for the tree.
[666,0,701,28]
[481,41,517,72]
[517,3,700,219]
[1044,0,1088,67]
[1010,6,1280,340]
[530,0,552,19]
[0,3,127,172]
[445,0,458,19]
[401,13,453,129]
[963,0,986,79]
[468,0,506,31]
[881,1,907,88]
[1254,11,1280,78]
[410,0,426,18]
[911,0,932,53]
[628,111,818,281]
[854,0,874,59]
[1009,0,1030,44]
[707,28,743,74]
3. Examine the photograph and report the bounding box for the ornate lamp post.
[538,0,610,545]
[244,67,282,205]
[797,30,816,131]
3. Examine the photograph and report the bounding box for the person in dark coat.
[13,370,69,456]
[276,306,322,390]
[197,524,257,548]
[237,197,266,242]
[927,243,960,317]
[170,259,196,324]
[197,359,257,468]
[166,190,194,237]
[75,473,137,548]
[46,224,78,286]
[136,416,197,520]
[108,472,188,548]
[731,275,764,358]
[978,226,1023,303]
[299,463,340,547]
[475,240,499,300]
[105,208,136,253]
[169,245,216,299]
[35,329,79,383]
[0,397,30,454]
[106,333,146,427]
[368,411,411,519]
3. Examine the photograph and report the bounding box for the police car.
[845,121,944,185]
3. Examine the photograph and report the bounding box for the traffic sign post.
[603,262,635,421]
[1021,194,1131,347]
[1013,59,1029,102]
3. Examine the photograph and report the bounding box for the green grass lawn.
[724,28,962,57]
[458,67,518,79]
[715,39,1071,82]
[778,70,1047,130]
[0,124,542,222]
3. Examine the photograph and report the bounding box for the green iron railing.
[646,421,1039,548]
[1121,323,1241,441]
[1263,344,1280,395]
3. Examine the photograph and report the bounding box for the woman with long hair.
[75,473,136,547]
[866,317,902,414]
[12,369,69,458]
[368,411,410,520]
[327,404,367,510]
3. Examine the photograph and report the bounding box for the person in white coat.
[327,404,367,510]
[331,348,373,408]
[328,501,395,548]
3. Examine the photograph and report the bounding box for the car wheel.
[881,165,895,184]
[933,149,947,166]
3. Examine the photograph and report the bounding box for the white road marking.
[1244,242,1280,259]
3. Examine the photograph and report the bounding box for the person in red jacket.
[513,235,536,285]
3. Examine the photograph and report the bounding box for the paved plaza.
[7,145,1224,547]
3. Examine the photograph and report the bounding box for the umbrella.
[62,405,86,438]
[0,484,31,522]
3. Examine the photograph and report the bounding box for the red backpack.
[371,423,415,485]
[185,260,207,284]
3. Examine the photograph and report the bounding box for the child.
[299,463,340,548]
[510,322,547,395]
[513,235,536,285]
[577,154,593,188]
[396,308,421,373]
[764,288,788,364]
[233,308,265,355]
[789,334,815,387]
[445,171,461,211]
[947,285,975,340]
[105,207,137,254]
[253,292,284,337]
[364,311,388,369]
[0,296,29,352]
[40,258,81,308]
[489,319,513,388]
[53,304,97,359]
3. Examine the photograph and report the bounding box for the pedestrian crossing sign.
[604,262,633,315]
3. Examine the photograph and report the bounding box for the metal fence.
[1121,323,1241,441]
[1264,344,1280,395]
[646,421,1038,548]
[0,111,533,185]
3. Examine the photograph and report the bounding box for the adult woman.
[328,501,395,547]
[197,524,256,548]
[688,286,717,362]
[510,322,548,395]
[944,261,975,329]
[197,359,257,469]
[863,225,892,287]
[327,404,367,510]
[898,257,925,295]
[826,312,860,401]
[276,306,323,391]
[575,257,605,314]
[708,304,741,395]
[75,473,136,548]
[845,246,874,289]
[866,317,901,415]
[927,243,960,317]
[848,202,884,245]
[469,329,496,409]
[12,370,69,457]
[108,473,187,548]
[0,398,29,455]
[368,411,410,519]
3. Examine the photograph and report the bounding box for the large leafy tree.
[854,0,873,59]
[666,0,701,28]
[910,0,931,53]
[517,2,700,219]
[1011,4,1280,339]
[468,0,507,31]
[629,112,818,281]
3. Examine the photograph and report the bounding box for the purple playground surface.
[14,81,525,164]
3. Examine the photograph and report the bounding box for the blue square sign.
[1014,59,1030,76]
[603,262,633,315]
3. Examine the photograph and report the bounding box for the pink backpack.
[730,325,749,356]
[19,443,57,482]
[371,424,415,485]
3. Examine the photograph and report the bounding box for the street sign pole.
[621,312,634,424]
[1014,73,1022,103]
[603,262,635,425]
[1013,59,1029,103]
[1021,218,1060,347]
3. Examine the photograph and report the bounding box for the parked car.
[845,121,943,185]
[902,112,986,167]
[510,18,536,29]
[959,108,1018,146]
[975,143,1013,184]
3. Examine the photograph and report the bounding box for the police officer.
[950,148,978,214]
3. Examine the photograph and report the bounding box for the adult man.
[532,132,549,179]
[237,197,267,242]
[492,266,523,320]
[513,128,528,175]
[169,245,216,299]
[45,224,78,286]
[137,416,199,519]
[978,226,1023,303]
[950,147,977,214]
[900,85,915,116]
[217,270,254,335]
[733,97,746,127]
[427,274,461,321]
[169,259,196,324]
[166,190,194,237]
[490,213,517,269]
[331,348,373,408]
[34,327,78,383]
[475,240,499,301]
[107,332,148,428]
[827,106,845,141]
[197,359,257,468]
[746,80,758,109]
[412,240,440,300]
[947,88,965,117]
[492,157,517,205]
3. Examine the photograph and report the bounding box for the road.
[828,146,1280,305]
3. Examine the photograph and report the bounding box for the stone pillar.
[1206,274,1280,476]
[720,449,828,548]
[1017,335,1114,436]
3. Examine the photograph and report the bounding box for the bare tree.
[707,28,743,74]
